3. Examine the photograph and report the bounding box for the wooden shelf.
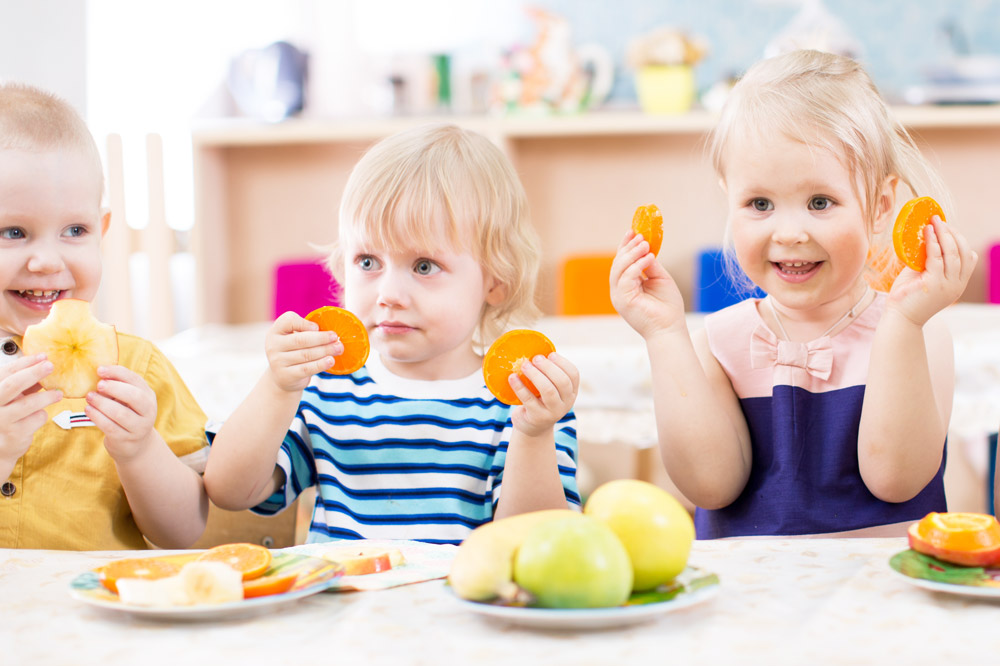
[191,105,1000,147]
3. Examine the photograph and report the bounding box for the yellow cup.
[636,65,695,114]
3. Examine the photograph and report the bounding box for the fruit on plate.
[241,570,300,599]
[892,196,946,272]
[98,556,181,594]
[116,561,244,607]
[584,479,695,591]
[907,512,1000,567]
[305,306,370,374]
[317,545,406,575]
[448,509,583,602]
[195,543,272,581]
[631,204,663,256]
[20,298,118,398]
[482,329,557,406]
[513,515,633,608]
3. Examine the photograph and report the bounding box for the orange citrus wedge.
[241,571,299,598]
[483,329,556,406]
[195,543,273,581]
[631,204,663,256]
[98,557,182,594]
[907,512,1000,567]
[892,196,946,272]
[305,306,370,375]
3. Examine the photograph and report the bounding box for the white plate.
[69,552,344,621]
[889,568,1000,599]
[70,581,333,621]
[453,568,719,630]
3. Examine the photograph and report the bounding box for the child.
[0,83,209,550]
[610,50,978,538]
[204,124,581,545]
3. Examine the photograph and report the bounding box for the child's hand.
[0,355,62,469]
[507,352,579,437]
[86,365,161,462]
[265,311,345,392]
[610,230,686,339]
[888,218,978,326]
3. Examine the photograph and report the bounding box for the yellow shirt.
[0,333,208,550]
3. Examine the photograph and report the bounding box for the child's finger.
[0,356,55,404]
[931,219,961,280]
[85,392,135,433]
[507,372,541,406]
[273,310,315,334]
[544,352,581,393]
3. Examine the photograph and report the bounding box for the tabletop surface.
[8,537,1000,666]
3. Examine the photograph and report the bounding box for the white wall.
[0,0,87,114]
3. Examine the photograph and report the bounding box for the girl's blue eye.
[63,225,87,237]
[358,256,381,271]
[414,259,440,276]
[0,227,25,240]
[750,198,773,212]
[809,197,832,211]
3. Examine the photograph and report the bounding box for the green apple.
[513,515,632,608]
[584,479,694,591]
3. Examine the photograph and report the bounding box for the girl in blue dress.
[610,50,979,538]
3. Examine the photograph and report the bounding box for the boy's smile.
[0,147,106,335]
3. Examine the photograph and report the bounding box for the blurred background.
[2,0,999,333]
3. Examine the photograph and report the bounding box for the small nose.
[376,266,410,308]
[771,211,809,245]
[26,241,66,273]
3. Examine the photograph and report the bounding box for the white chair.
[99,132,176,341]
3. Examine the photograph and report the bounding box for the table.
[7,538,1000,665]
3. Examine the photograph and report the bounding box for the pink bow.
[749,325,833,381]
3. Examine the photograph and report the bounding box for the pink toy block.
[273,259,340,320]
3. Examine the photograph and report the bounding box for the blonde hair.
[0,82,104,200]
[708,50,948,291]
[328,123,540,347]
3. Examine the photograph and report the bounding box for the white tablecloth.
[9,538,1000,665]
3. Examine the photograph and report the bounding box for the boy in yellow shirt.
[0,83,209,549]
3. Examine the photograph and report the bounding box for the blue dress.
[696,295,946,538]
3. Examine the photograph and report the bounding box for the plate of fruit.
[889,512,1000,598]
[448,480,720,630]
[70,543,345,620]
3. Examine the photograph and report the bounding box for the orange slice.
[241,571,299,598]
[631,204,663,256]
[195,543,272,581]
[98,557,181,594]
[483,329,557,406]
[907,512,1000,567]
[892,196,946,272]
[305,306,370,375]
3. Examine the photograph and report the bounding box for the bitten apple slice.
[318,545,406,576]
[21,299,118,398]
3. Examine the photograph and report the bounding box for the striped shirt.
[254,353,581,545]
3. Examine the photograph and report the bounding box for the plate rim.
[68,552,343,620]
[451,566,720,628]
[888,549,1000,599]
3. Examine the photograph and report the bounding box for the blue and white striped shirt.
[254,354,580,545]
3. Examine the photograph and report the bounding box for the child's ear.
[872,175,899,235]
[485,278,507,306]
[100,208,111,237]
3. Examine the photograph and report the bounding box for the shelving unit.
[191,106,1000,324]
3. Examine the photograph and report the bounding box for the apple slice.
[21,299,118,398]
[318,546,406,576]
